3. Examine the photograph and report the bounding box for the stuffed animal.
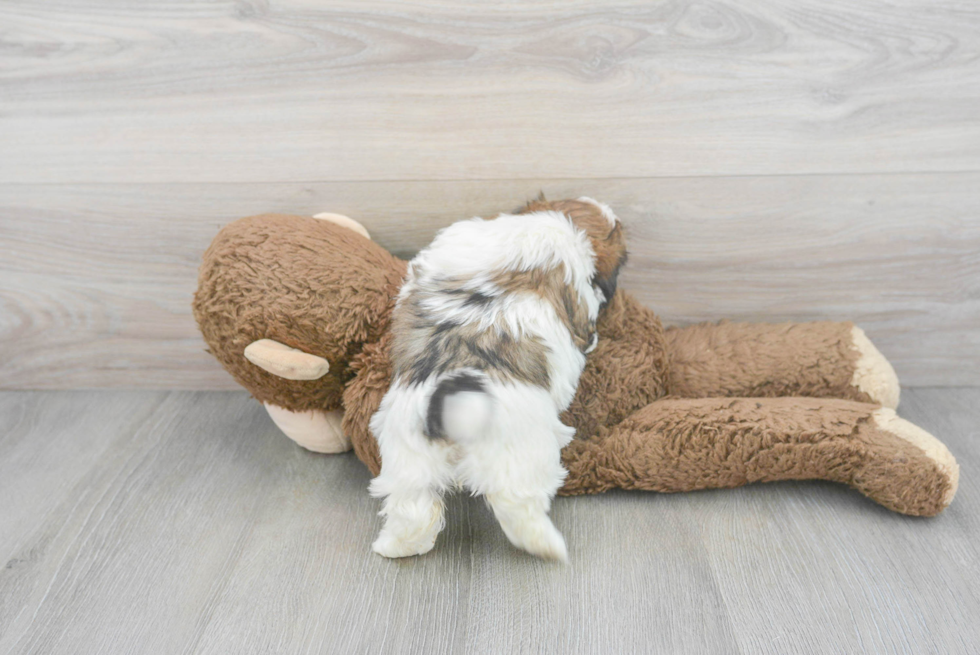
[193,203,959,518]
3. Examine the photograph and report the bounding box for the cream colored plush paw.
[263,404,351,454]
[850,326,901,409]
[873,408,959,508]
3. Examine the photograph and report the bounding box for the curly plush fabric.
[194,211,959,517]
[666,320,869,401]
[560,397,953,516]
[194,215,405,411]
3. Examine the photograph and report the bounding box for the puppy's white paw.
[371,496,445,559]
[487,492,569,562]
[516,518,569,563]
[499,512,569,562]
[371,528,437,559]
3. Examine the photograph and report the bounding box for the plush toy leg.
[665,321,900,408]
[263,404,351,454]
[560,397,958,516]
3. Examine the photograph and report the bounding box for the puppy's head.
[518,195,628,307]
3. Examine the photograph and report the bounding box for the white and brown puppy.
[369,197,627,561]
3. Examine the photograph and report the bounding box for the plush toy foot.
[850,326,900,409]
[872,407,959,509]
[263,404,351,454]
[487,493,569,562]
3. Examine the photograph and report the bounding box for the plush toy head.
[193,214,406,413]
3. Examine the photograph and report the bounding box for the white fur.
[577,196,620,227]
[441,390,493,443]
[369,210,609,562]
[370,379,574,561]
[403,211,602,327]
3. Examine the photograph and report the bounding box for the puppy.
[368,197,627,561]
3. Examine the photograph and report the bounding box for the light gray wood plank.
[0,391,167,558]
[0,391,169,643]
[0,391,361,654]
[697,387,980,655]
[2,174,978,389]
[1,0,979,184]
[455,493,741,655]
[0,389,978,654]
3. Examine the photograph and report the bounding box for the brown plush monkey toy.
[193,202,958,517]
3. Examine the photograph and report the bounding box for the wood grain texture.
[0,388,978,654]
[1,0,979,183]
[2,174,978,389]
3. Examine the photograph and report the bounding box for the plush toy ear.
[312,212,371,240]
[243,339,330,380]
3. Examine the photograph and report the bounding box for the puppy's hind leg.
[371,484,447,559]
[370,445,451,558]
[486,491,569,563]
[459,386,574,562]
[369,399,455,559]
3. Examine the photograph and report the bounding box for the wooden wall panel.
[1,0,977,388]
[1,175,977,388]
[1,0,979,183]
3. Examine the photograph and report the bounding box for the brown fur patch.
[665,320,871,402]
[388,205,624,389]
[559,395,953,516]
[389,285,551,389]
[490,265,596,354]
[518,198,628,306]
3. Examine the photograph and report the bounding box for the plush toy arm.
[559,396,957,516]
[263,404,351,454]
[665,321,900,409]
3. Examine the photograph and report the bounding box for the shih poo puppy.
[369,197,627,561]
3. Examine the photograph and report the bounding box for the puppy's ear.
[605,218,623,242]
[514,191,549,214]
[593,262,622,306]
[593,222,628,307]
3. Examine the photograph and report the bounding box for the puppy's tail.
[425,371,493,443]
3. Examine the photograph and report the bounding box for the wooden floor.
[0,388,977,654]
